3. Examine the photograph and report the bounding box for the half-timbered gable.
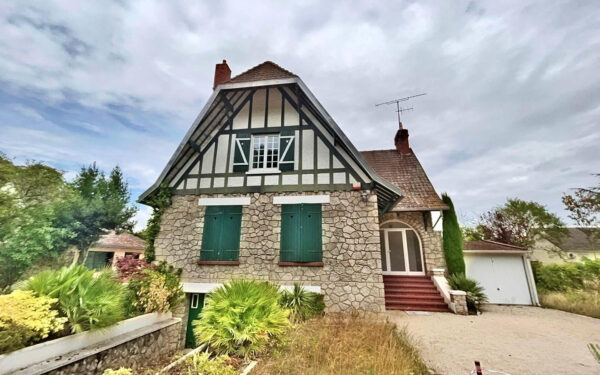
[139,61,401,213]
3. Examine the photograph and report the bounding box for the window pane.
[379,231,387,271]
[387,231,406,271]
[265,136,279,168]
[406,230,423,272]
[251,135,279,169]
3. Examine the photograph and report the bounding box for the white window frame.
[379,222,425,276]
[249,134,280,173]
[190,293,200,309]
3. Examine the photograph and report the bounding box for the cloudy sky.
[1,1,598,229]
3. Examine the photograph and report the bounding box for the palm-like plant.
[448,273,488,311]
[25,265,126,333]
[279,284,325,322]
[193,280,290,358]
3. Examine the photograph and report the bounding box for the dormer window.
[251,135,279,171]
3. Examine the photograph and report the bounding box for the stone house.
[139,60,455,348]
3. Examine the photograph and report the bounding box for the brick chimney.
[394,122,411,154]
[213,60,231,89]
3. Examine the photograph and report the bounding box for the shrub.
[533,258,600,292]
[193,280,290,358]
[102,368,133,375]
[441,193,466,275]
[25,265,126,333]
[114,255,155,281]
[0,290,67,354]
[279,284,325,322]
[126,261,183,314]
[185,352,237,375]
[448,273,488,311]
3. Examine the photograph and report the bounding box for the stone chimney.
[213,60,231,89]
[394,122,411,154]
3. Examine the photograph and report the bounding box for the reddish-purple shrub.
[114,255,154,281]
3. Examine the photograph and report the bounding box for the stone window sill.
[197,260,240,266]
[278,261,324,267]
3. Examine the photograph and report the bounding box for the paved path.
[387,305,600,375]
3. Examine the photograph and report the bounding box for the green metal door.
[185,293,205,348]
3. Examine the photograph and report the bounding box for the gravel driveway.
[387,305,600,375]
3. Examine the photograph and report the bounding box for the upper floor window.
[251,135,279,170]
[232,130,295,173]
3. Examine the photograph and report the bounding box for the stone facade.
[155,190,386,313]
[47,321,180,375]
[450,291,469,315]
[380,211,447,274]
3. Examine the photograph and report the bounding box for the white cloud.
[1,0,599,230]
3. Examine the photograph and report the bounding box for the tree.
[0,156,138,289]
[473,198,567,248]
[563,174,600,246]
[0,155,75,289]
[68,164,137,264]
[441,193,465,275]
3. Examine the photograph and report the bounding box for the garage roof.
[464,240,527,252]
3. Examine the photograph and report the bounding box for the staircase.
[383,275,450,312]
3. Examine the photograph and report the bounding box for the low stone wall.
[155,191,386,313]
[1,314,181,375]
[46,322,180,375]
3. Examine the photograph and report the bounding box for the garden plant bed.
[253,314,428,375]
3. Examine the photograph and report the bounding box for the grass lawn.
[253,314,429,375]
[540,290,600,319]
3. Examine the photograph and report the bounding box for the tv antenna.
[375,93,426,128]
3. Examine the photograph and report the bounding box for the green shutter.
[200,206,242,261]
[301,204,322,262]
[280,204,322,262]
[219,206,242,260]
[233,133,250,172]
[279,129,295,171]
[280,204,301,262]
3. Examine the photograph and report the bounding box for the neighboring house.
[139,60,451,347]
[464,240,539,305]
[531,228,600,264]
[80,231,146,270]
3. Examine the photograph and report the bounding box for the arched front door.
[379,221,425,275]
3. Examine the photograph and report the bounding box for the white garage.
[464,240,539,305]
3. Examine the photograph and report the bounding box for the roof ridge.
[479,239,526,250]
[226,61,297,83]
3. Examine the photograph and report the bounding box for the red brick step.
[383,275,450,313]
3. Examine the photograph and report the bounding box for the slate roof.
[360,149,447,211]
[226,61,297,84]
[464,240,527,252]
[548,228,600,252]
[92,231,146,251]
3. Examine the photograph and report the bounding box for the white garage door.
[465,255,532,305]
